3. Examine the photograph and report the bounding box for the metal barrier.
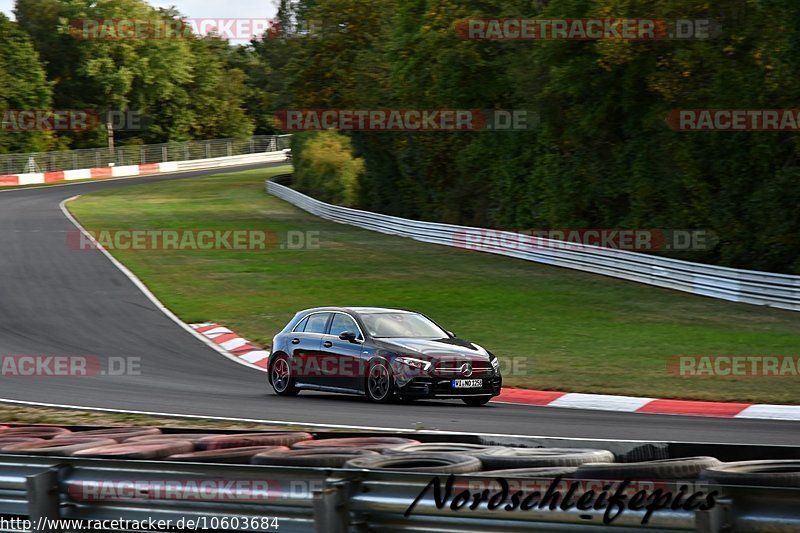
[0,428,798,532]
[1,136,292,175]
[0,453,797,532]
[266,177,800,312]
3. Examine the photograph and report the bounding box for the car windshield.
[360,312,448,339]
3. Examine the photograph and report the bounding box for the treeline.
[0,0,269,154]
[273,0,800,274]
[2,0,798,273]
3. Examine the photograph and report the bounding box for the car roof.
[296,306,416,315]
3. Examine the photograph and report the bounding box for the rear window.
[292,316,309,332]
[304,313,331,334]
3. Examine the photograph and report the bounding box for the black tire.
[56,427,162,442]
[365,359,394,403]
[577,457,722,480]
[479,447,615,471]
[196,432,313,451]
[73,440,194,459]
[168,446,290,464]
[480,466,580,478]
[698,460,800,488]
[291,437,418,452]
[252,448,380,468]
[383,442,505,456]
[270,354,299,396]
[344,452,482,474]
[462,396,492,406]
[1,437,118,456]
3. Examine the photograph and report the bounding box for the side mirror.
[446,331,456,338]
[339,331,358,343]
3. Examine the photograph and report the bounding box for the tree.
[0,13,53,156]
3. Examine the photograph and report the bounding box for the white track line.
[59,196,268,374]
[0,397,671,443]
[0,163,289,194]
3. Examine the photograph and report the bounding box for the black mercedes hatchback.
[267,307,502,406]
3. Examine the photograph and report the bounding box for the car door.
[318,312,365,391]
[288,312,331,387]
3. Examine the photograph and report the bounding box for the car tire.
[479,447,615,471]
[383,442,505,456]
[344,452,483,474]
[291,437,419,452]
[577,456,722,481]
[73,440,195,459]
[1,437,118,456]
[480,466,580,478]
[168,446,290,464]
[365,359,395,403]
[698,460,800,488]
[252,448,380,468]
[54,427,162,443]
[270,354,299,396]
[196,432,313,451]
[462,396,492,406]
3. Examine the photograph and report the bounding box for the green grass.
[69,167,800,404]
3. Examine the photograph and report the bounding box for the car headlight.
[396,357,431,371]
[489,354,500,373]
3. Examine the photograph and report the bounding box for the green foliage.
[280,0,800,273]
[0,13,53,154]
[3,0,798,273]
[11,0,252,147]
[293,131,364,207]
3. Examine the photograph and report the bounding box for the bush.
[292,131,364,207]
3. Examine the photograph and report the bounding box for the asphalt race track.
[0,164,797,445]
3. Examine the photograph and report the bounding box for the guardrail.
[0,146,292,187]
[0,135,292,175]
[266,177,800,312]
[1,428,798,533]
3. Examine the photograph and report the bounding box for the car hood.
[375,337,490,360]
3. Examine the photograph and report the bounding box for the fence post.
[313,479,351,533]
[227,141,232,157]
[162,146,168,163]
[26,469,62,533]
[206,142,211,159]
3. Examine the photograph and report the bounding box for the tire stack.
[1,425,799,489]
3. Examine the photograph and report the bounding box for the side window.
[292,316,310,333]
[329,313,359,337]
[304,313,331,334]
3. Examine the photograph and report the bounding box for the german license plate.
[452,379,482,388]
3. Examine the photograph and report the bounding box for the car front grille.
[432,359,493,377]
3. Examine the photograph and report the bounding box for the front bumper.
[397,375,502,398]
